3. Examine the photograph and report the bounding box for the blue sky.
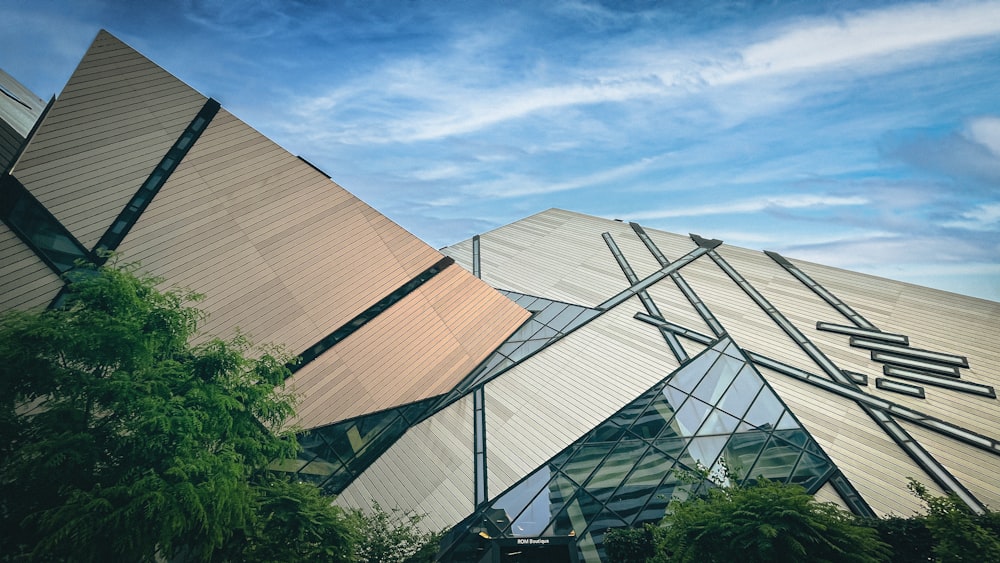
[3,0,999,301]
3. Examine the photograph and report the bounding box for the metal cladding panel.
[0,68,45,137]
[116,108,445,355]
[290,264,530,428]
[717,247,1000,441]
[335,395,476,532]
[485,300,680,497]
[451,209,652,307]
[812,481,850,512]
[900,420,1000,510]
[0,119,23,174]
[0,223,64,313]
[11,30,206,249]
[761,365,938,516]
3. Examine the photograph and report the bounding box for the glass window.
[492,467,551,536]
[696,408,740,437]
[742,388,784,430]
[585,441,648,502]
[692,355,742,406]
[667,350,719,393]
[684,435,730,470]
[716,365,763,420]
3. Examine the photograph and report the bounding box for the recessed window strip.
[765,251,877,330]
[843,371,868,385]
[287,256,454,373]
[816,322,909,344]
[748,350,1000,456]
[631,222,725,337]
[873,352,961,377]
[634,313,714,345]
[876,378,925,398]
[757,348,988,513]
[828,470,876,518]
[474,386,488,506]
[850,337,968,367]
[471,234,481,278]
[0,173,91,274]
[883,366,996,398]
[93,99,220,257]
[597,245,710,310]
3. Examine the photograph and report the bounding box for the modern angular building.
[2,31,998,563]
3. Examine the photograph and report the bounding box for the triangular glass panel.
[582,422,628,445]
[684,435,730,471]
[775,409,801,430]
[561,444,610,486]
[585,440,649,502]
[545,488,603,537]
[743,386,784,430]
[697,408,741,437]
[788,451,830,491]
[692,354,742,405]
[667,350,719,392]
[717,431,769,484]
[746,435,805,483]
[717,365,763,419]
[669,392,712,435]
[491,466,552,535]
[629,396,677,439]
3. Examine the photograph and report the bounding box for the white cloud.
[625,194,869,221]
[941,202,1000,230]
[711,1,1000,84]
[967,115,1000,157]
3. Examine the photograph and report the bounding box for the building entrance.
[493,537,576,563]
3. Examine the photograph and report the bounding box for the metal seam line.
[765,250,877,330]
[705,246,987,513]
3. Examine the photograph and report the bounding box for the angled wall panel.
[485,300,681,498]
[336,395,477,533]
[289,264,529,428]
[0,223,64,312]
[11,31,206,249]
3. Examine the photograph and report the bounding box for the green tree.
[350,501,441,563]
[909,479,1000,563]
[651,477,890,563]
[604,525,656,563]
[0,261,304,561]
[214,475,355,562]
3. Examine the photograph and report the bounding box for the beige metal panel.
[117,109,447,352]
[468,209,642,306]
[0,120,22,172]
[762,365,942,516]
[668,247,821,376]
[290,265,529,428]
[898,420,1000,510]
[812,481,851,512]
[11,31,206,249]
[335,396,476,533]
[0,224,64,313]
[0,68,45,136]
[772,256,1000,441]
[485,299,680,498]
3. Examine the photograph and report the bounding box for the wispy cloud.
[711,1,1000,84]
[941,202,1000,230]
[626,195,869,221]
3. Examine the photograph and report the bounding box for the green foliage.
[651,477,890,563]
[350,501,441,563]
[908,479,1000,563]
[604,525,656,563]
[865,515,935,563]
[214,476,355,562]
[0,261,300,561]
